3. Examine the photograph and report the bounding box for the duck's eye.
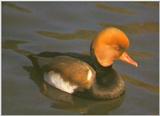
[119,46,125,52]
[112,45,125,52]
[112,45,121,51]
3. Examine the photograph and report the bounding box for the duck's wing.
[47,56,96,89]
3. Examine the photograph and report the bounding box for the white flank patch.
[87,69,92,81]
[44,71,78,94]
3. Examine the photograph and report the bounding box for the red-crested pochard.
[32,27,138,99]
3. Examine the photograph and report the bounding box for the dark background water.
[2,2,159,115]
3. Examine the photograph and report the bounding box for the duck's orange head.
[92,27,138,67]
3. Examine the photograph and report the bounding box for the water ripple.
[2,39,31,56]
[96,3,135,15]
[140,2,159,9]
[37,30,97,40]
[3,2,32,13]
[122,74,159,94]
[128,51,153,59]
[99,22,158,34]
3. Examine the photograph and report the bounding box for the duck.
[28,27,138,100]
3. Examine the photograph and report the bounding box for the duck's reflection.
[23,51,124,114]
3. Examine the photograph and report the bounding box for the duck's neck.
[91,70,125,100]
[90,54,112,73]
[90,55,125,99]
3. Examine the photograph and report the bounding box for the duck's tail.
[27,54,43,69]
[27,54,55,69]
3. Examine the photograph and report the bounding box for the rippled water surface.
[2,2,159,115]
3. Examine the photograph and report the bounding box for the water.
[2,2,159,115]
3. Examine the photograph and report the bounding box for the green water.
[2,2,159,115]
